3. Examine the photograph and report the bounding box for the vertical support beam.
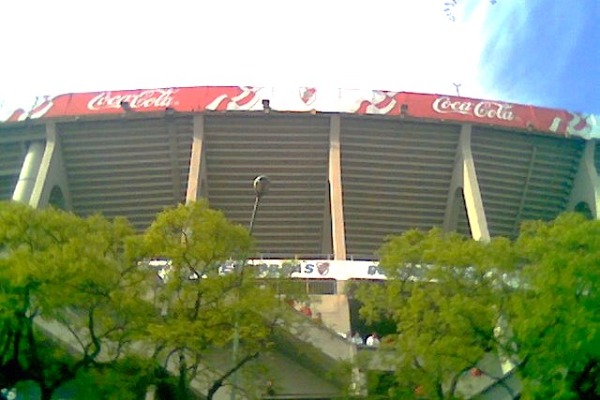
[329,115,347,260]
[443,124,490,242]
[461,125,490,242]
[512,146,537,234]
[29,122,72,210]
[567,140,600,219]
[12,141,45,203]
[443,144,465,233]
[186,115,207,204]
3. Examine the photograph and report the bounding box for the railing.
[257,278,337,295]
[250,253,379,262]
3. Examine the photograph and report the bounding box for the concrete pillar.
[186,115,207,204]
[329,115,347,260]
[12,141,45,204]
[567,139,600,219]
[443,124,490,242]
[29,122,72,210]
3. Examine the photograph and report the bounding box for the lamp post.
[230,175,270,400]
[249,175,270,235]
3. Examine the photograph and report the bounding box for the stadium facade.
[1,86,599,399]
[2,86,599,259]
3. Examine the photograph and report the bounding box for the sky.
[0,0,598,120]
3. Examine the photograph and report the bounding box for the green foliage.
[356,228,509,399]
[511,213,600,399]
[0,201,153,399]
[0,200,302,399]
[139,200,297,398]
[355,214,600,399]
[70,356,160,400]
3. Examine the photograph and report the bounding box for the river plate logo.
[299,87,317,106]
[316,261,330,276]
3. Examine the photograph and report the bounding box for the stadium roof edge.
[2,86,598,140]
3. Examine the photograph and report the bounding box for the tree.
[354,213,600,399]
[0,200,308,399]
[139,201,301,399]
[509,214,600,399]
[66,355,166,400]
[0,201,154,400]
[355,228,515,399]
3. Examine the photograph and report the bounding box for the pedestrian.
[299,303,313,318]
[313,312,323,324]
[366,332,380,347]
[351,332,364,346]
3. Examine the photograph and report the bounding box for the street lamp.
[230,175,270,400]
[249,175,270,235]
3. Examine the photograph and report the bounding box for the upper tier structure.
[2,86,599,260]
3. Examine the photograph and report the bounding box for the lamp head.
[253,175,270,198]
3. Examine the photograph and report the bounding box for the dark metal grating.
[0,125,45,201]
[471,128,584,238]
[0,114,593,260]
[58,116,193,230]
[204,114,330,257]
[340,117,461,258]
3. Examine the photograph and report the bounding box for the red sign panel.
[4,86,598,140]
[353,91,597,139]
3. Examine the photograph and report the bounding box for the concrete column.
[29,122,72,210]
[443,151,465,233]
[186,115,207,204]
[443,124,490,242]
[329,115,347,260]
[567,140,600,219]
[12,141,45,203]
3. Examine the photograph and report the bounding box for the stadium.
[1,86,599,399]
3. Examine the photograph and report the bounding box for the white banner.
[148,259,388,281]
[242,259,387,281]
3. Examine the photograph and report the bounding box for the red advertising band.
[4,86,598,140]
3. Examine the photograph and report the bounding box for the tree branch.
[206,352,260,400]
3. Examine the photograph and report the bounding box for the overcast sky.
[0,0,598,120]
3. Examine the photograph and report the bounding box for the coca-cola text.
[87,89,177,111]
[432,96,515,121]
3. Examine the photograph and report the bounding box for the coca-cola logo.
[87,89,177,111]
[432,96,515,121]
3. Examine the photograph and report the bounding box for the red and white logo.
[432,96,515,121]
[299,87,317,106]
[549,112,595,138]
[87,89,177,111]
[7,96,54,121]
[206,86,260,111]
[316,262,330,276]
[355,91,398,114]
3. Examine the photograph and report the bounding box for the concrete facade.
[2,108,598,399]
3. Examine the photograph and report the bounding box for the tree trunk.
[177,350,188,400]
[40,385,54,400]
[572,359,599,400]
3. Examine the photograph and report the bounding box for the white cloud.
[458,0,591,108]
